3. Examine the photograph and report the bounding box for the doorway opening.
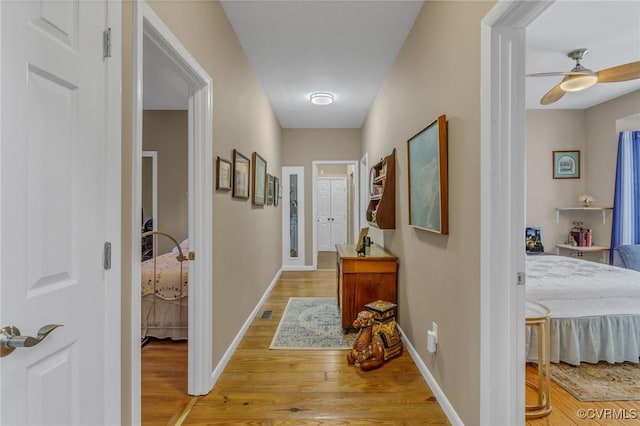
[312,160,359,270]
[131,1,213,423]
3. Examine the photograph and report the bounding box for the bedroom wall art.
[216,156,232,191]
[232,149,250,199]
[252,151,267,206]
[407,114,449,234]
[552,150,580,179]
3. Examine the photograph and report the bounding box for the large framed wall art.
[407,114,449,234]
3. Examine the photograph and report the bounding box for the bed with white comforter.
[525,255,640,365]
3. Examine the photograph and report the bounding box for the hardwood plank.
[141,270,637,425]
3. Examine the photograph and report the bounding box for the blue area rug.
[270,297,354,350]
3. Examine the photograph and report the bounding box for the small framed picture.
[553,150,580,179]
[267,174,274,205]
[252,152,267,206]
[232,149,250,199]
[216,156,232,191]
[273,176,280,207]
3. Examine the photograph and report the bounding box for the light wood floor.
[317,251,337,270]
[142,269,638,425]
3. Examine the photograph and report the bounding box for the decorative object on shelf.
[552,150,580,179]
[569,221,592,247]
[232,149,250,199]
[578,194,594,207]
[366,149,396,229]
[407,115,449,234]
[216,156,232,191]
[252,152,267,206]
[526,227,544,254]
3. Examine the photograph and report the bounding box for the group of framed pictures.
[216,150,280,206]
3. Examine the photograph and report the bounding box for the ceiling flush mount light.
[310,92,334,105]
[559,73,598,92]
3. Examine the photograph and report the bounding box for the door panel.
[1,1,114,424]
[330,178,346,246]
[317,178,331,251]
[316,177,347,252]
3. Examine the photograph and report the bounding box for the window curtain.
[610,130,640,262]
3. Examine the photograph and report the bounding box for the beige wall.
[121,1,282,422]
[360,2,494,423]
[281,129,361,264]
[526,110,587,253]
[526,90,640,260]
[143,110,188,254]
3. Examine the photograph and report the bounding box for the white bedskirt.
[525,255,640,365]
[141,294,188,340]
[526,314,640,365]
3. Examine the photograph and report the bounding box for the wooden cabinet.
[366,149,396,229]
[336,243,398,330]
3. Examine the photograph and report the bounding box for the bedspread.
[141,251,188,300]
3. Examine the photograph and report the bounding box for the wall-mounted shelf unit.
[555,207,613,224]
[366,148,396,229]
[556,244,610,263]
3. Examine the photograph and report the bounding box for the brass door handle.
[0,324,63,357]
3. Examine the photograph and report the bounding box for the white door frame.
[131,1,214,423]
[312,160,358,270]
[282,166,308,270]
[480,1,552,424]
[142,151,158,254]
[359,153,369,230]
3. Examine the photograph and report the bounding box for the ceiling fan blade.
[540,83,565,105]
[527,71,590,78]
[597,61,640,83]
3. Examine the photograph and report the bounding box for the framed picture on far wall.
[232,149,250,199]
[216,156,232,191]
[273,176,280,207]
[553,150,580,179]
[267,174,274,205]
[252,152,267,206]
[407,114,449,234]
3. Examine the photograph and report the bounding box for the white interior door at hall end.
[1,1,117,425]
[330,178,346,246]
[316,177,346,251]
[316,178,332,251]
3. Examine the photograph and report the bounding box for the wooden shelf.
[555,206,613,224]
[366,149,396,229]
[556,244,609,263]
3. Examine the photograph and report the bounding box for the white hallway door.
[0,1,119,425]
[317,177,347,251]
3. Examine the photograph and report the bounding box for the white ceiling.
[144,1,640,122]
[526,0,640,110]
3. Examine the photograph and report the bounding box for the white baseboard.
[397,325,463,426]
[210,266,283,385]
[281,265,316,271]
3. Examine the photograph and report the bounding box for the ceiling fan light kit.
[559,74,598,92]
[528,47,640,105]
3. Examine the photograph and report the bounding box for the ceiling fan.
[527,48,640,105]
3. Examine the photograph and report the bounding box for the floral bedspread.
[141,251,188,300]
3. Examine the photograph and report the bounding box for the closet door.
[316,178,332,251]
[330,178,347,246]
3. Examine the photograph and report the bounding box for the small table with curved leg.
[525,301,552,419]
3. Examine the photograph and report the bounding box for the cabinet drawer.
[341,259,396,274]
